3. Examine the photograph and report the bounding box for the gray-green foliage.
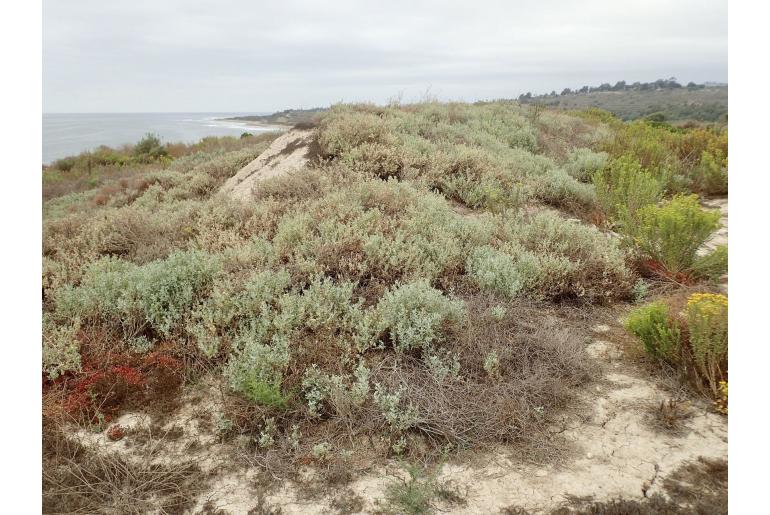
[55,250,219,339]
[302,362,371,417]
[43,315,81,380]
[565,148,609,182]
[496,211,633,301]
[224,330,291,407]
[375,280,466,354]
[187,270,290,357]
[317,102,594,212]
[467,245,534,298]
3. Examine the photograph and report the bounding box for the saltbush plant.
[564,148,609,182]
[375,280,466,354]
[55,250,219,339]
[224,331,291,408]
[42,100,728,473]
[42,315,82,380]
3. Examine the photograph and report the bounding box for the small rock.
[592,324,611,334]
[586,453,594,459]
[535,469,548,477]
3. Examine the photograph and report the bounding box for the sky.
[43,0,727,113]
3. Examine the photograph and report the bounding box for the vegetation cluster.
[42,99,728,510]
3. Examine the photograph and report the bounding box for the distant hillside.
[519,82,727,123]
[225,107,327,126]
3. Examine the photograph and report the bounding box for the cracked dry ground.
[68,314,726,514]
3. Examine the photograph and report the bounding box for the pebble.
[535,469,548,477]
[592,324,611,334]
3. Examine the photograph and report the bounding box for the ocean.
[42,112,279,164]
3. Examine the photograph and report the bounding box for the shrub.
[691,245,728,280]
[625,302,681,361]
[694,150,728,195]
[302,363,370,418]
[627,194,721,279]
[133,133,168,162]
[532,168,597,211]
[375,281,466,354]
[565,148,609,182]
[136,250,219,336]
[225,331,291,407]
[373,384,419,432]
[506,211,633,301]
[686,293,728,396]
[54,257,144,337]
[55,251,219,339]
[43,316,82,380]
[466,245,534,297]
[593,155,662,226]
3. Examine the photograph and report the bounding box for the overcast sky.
[43,0,727,113]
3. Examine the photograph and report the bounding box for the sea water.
[42,112,278,164]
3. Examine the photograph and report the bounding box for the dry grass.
[644,398,694,436]
[42,423,207,514]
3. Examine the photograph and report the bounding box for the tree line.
[518,77,708,102]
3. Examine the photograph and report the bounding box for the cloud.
[43,0,727,112]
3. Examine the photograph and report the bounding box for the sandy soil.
[700,197,728,255]
[219,129,315,200]
[67,317,727,514]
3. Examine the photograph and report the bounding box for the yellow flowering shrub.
[715,380,728,415]
[686,293,728,397]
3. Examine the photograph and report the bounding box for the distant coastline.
[221,107,327,127]
[42,112,282,164]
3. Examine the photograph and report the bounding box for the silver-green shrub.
[375,280,465,354]
[42,315,81,380]
[565,148,609,182]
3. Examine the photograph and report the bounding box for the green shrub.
[56,250,219,339]
[133,133,168,161]
[55,257,144,336]
[186,271,289,357]
[467,245,534,297]
[626,195,721,278]
[593,155,662,226]
[506,211,633,301]
[691,245,728,280]
[686,293,728,396]
[565,148,609,182]
[302,363,370,417]
[625,302,681,360]
[532,167,597,211]
[225,331,291,408]
[375,280,465,354]
[694,150,728,195]
[137,250,219,336]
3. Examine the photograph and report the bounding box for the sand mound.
[219,129,316,200]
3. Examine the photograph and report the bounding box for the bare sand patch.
[219,129,316,201]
